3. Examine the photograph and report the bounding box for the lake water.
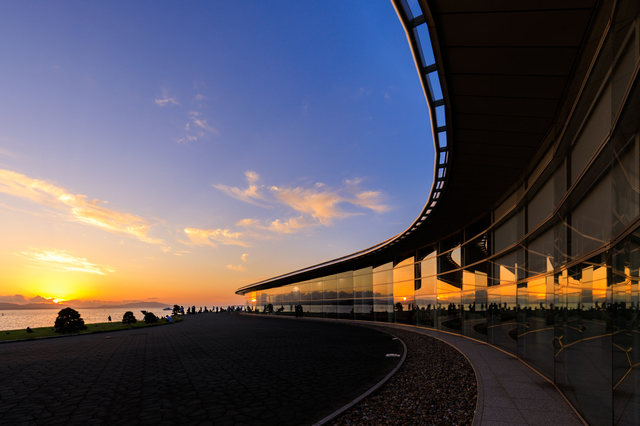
[0,306,174,331]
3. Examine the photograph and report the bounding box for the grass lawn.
[0,316,183,342]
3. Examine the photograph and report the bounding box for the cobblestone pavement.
[0,313,402,426]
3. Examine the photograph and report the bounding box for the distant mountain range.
[0,301,171,310]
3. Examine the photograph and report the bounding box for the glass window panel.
[494,210,524,253]
[394,256,415,299]
[323,299,337,319]
[406,0,423,22]
[611,35,637,120]
[571,171,612,258]
[337,298,354,320]
[427,71,443,100]
[487,283,517,355]
[354,298,373,322]
[374,298,393,323]
[527,149,553,187]
[527,178,554,232]
[612,133,639,234]
[464,233,489,266]
[338,271,354,299]
[462,288,487,341]
[420,250,437,277]
[309,300,323,317]
[571,84,612,183]
[299,283,311,301]
[554,159,567,206]
[555,253,611,423]
[494,250,523,285]
[354,267,373,298]
[612,231,640,425]
[528,229,555,276]
[323,275,337,300]
[437,288,461,334]
[495,185,524,222]
[435,105,446,127]
[373,283,392,298]
[416,294,438,328]
[373,262,393,288]
[311,281,323,300]
[438,131,447,149]
[414,23,435,66]
[517,275,554,379]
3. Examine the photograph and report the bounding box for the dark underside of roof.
[237,0,602,294]
[391,0,601,252]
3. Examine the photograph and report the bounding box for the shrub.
[54,307,87,333]
[144,312,158,324]
[122,311,137,324]
[172,304,180,316]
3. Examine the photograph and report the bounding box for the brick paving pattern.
[0,313,402,426]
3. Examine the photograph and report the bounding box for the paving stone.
[0,314,402,425]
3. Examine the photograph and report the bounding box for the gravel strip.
[328,325,477,426]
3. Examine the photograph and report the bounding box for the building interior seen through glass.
[240,2,640,425]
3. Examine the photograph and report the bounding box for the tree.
[54,307,87,333]
[144,312,158,324]
[122,311,137,324]
[172,304,180,316]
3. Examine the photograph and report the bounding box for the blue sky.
[0,1,432,306]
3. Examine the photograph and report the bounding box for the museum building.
[237,1,640,424]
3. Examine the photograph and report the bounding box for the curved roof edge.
[236,0,449,295]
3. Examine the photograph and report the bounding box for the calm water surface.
[0,306,174,331]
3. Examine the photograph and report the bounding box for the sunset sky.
[0,1,432,307]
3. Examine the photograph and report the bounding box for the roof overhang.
[237,0,603,295]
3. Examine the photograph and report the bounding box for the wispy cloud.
[227,264,245,271]
[213,171,270,207]
[0,169,162,244]
[184,228,249,248]
[271,186,349,225]
[194,93,205,101]
[215,171,389,234]
[188,111,217,134]
[227,253,249,270]
[237,215,315,234]
[177,135,198,144]
[155,97,180,106]
[155,89,180,106]
[0,147,16,158]
[21,248,115,275]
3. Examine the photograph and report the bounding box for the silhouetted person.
[108,315,112,322]
[26,327,33,333]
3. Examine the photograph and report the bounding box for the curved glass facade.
[238,2,640,425]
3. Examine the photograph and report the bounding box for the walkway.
[376,323,585,426]
[0,313,402,425]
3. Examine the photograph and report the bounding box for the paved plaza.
[0,313,402,425]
